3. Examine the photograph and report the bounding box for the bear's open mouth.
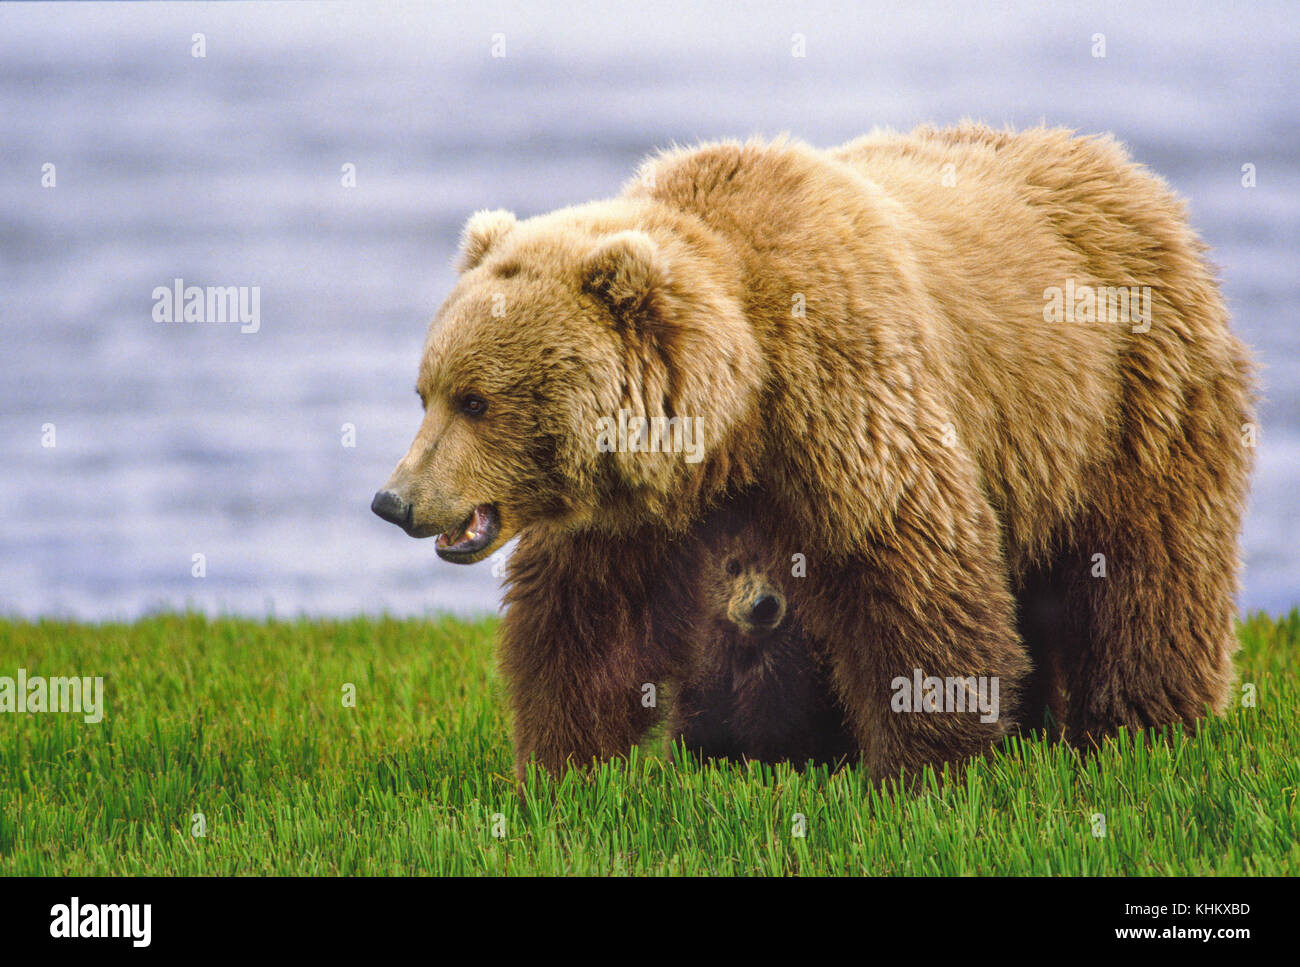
[435,504,499,562]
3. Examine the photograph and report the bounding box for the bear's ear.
[456,209,517,272]
[582,231,664,319]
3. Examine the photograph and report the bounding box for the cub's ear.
[456,209,517,272]
[582,231,664,318]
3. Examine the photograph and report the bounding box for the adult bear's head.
[373,201,764,563]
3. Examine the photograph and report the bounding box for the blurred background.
[1,0,1295,620]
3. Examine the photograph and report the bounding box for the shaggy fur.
[377,124,1255,783]
[672,497,854,767]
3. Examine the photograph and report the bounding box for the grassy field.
[0,610,1295,875]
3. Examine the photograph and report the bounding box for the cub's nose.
[371,490,413,530]
[751,594,781,625]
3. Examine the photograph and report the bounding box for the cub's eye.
[458,394,488,418]
[724,559,741,577]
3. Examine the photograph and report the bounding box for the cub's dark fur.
[674,500,854,767]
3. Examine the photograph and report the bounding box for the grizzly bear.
[372,124,1255,784]
[672,497,854,767]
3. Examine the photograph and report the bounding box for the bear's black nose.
[371,490,413,529]
[751,595,781,625]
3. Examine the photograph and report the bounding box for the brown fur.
[672,497,854,767]
[377,124,1255,783]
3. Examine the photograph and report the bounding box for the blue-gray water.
[1,1,1296,619]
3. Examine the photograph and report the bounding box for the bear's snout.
[726,575,787,636]
[371,489,414,532]
[751,594,781,626]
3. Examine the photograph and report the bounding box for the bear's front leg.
[794,494,1031,786]
[499,524,698,778]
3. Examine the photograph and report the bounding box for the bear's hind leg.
[1058,497,1242,745]
[1058,373,1250,745]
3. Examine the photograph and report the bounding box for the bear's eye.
[724,558,741,577]
[458,394,488,418]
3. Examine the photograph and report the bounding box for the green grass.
[0,610,1296,875]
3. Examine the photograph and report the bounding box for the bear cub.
[673,504,854,768]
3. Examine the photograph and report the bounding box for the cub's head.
[372,202,761,563]
[700,506,790,639]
